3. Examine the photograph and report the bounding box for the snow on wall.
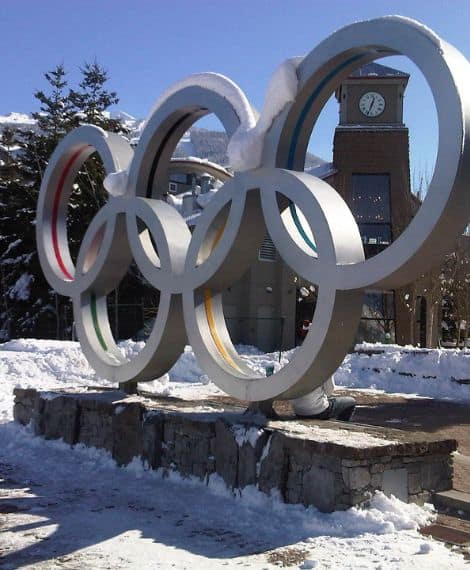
[231,424,265,448]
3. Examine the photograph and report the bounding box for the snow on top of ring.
[103,169,128,197]
[145,72,257,131]
[335,16,442,50]
[143,63,304,173]
[379,16,442,49]
[228,56,303,171]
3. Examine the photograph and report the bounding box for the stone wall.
[13,388,456,512]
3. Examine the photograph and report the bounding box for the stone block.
[341,459,370,468]
[350,491,370,505]
[160,415,182,469]
[301,465,337,512]
[112,402,143,466]
[408,471,422,495]
[13,388,40,426]
[11,389,458,512]
[76,394,119,452]
[142,411,164,469]
[380,455,392,463]
[371,462,388,474]
[382,468,408,501]
[370,473,382,488]
[238,430,269,489]
[213,419,239,488]
[173,417,215,480]
[258,433,288,497]
[421,461,453,492]
[285,463,303,504]
[42,396,79,444]
[343,466,371,491]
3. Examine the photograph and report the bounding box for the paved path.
[341,390,470,493]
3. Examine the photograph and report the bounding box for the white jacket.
[290,376,335,416]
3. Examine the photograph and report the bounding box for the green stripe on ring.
[90,292,108,351]
[287,53,365,253]
[289,202,317,252]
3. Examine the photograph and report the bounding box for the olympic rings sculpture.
[37,17,470,401]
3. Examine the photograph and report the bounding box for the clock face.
[359,92,385,117]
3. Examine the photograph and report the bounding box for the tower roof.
[349,62,409,79]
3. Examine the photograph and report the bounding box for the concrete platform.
[13,388,457,512]
[434,490,470,515]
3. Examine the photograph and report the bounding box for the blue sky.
[2,0,470,182]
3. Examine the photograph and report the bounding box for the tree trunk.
[426,303,437,348]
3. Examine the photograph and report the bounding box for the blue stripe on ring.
[286,53,365,253]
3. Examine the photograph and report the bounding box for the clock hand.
[368,96,375,114]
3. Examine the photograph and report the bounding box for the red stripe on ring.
[51,146,90,280]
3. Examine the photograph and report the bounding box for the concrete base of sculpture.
[13,388,456,512]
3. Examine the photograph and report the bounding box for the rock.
[142,411,165,469]
[112,401,143,466]
[213,419,239,488]
[42,395,79,445]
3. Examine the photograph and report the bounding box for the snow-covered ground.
[337,343,470,402]
[1,339,469,568]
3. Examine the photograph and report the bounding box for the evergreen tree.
[33,65,77,142]
[66,62,120,260]
[0,63,116,338]
[0,61,152,341]
[69,61,122,132]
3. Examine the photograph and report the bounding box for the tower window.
[351,173,392,256]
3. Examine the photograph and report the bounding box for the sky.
[2,0,470,184]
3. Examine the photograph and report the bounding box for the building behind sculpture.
[171,62,468,351]
[1,65,467,348]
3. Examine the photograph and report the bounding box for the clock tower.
[332,62,418,344]
[337,61,408,126]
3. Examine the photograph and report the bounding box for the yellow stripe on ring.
[203,287,241,370]
[203,221,242,372]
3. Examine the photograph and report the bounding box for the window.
[357,290,396,343]
[259,234,277,262]
[170,172,191,184]
[351,174,392,256]
[168,182,178,193]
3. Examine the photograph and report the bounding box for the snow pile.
[2,414,461,568]
[168,344,209,383]
[227,57,303,171]
[335,343,470,401]
[1,418,435,539]
[0,339,99,422]
[2,340,470,417]
[0,338,467,567]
